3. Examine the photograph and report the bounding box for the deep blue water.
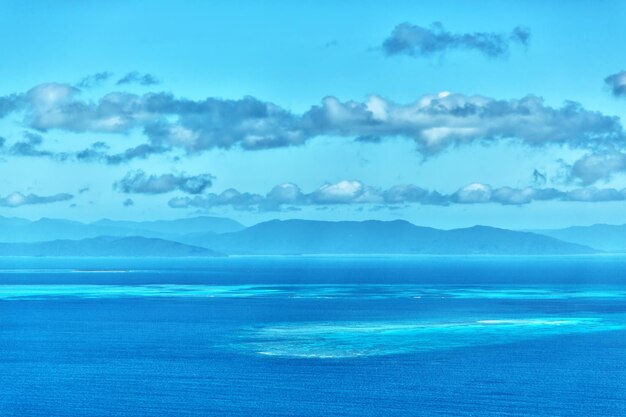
[1,256,625,416]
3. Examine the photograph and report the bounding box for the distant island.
[0,236,223,257]
[0,215,604,256]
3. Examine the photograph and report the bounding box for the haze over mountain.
[532,224,626,253]
[0,216,244,243]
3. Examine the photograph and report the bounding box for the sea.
[0,255,625,416]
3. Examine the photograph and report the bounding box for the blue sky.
[0,0,626,228]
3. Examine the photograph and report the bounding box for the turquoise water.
[1,283,625,300]
[0,256,625,416]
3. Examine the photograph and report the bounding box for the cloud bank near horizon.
[0,192,73,208]
[166,180,626,211]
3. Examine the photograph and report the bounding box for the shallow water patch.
[234,317,624,358]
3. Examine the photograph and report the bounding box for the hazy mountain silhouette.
[0,217,602,256]
[533,224,626,253]
[0,216,244,243]
[91,216,245,235]
[180,219,596,255]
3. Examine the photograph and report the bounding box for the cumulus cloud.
[452,182,492,203]
[309,180,382,204]
[569,151,626,184]
[382,22,530,59]
[116,72,159,86]
[114,170,214,195]
[605,71,626,97]
[24,83,157,133]
[167,180,626,211]
[0,192,73,207]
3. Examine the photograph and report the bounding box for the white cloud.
[454,183,492,203]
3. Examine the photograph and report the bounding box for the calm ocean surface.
[1,256,625,416]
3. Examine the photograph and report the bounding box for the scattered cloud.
[8,131,56,158]
[382,22,530,59]
[0,94,23,118]
[114,170,214,195]
[116,71,159,86]
[0,133,165,165]
[532,169,547,186]
[76,142,166,165]
[605,70,626,97]
[168,180,626,211]
[77,72,113,89]
[1,131,72,161]
[0,192,73,207]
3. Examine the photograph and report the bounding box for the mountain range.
[0,215,607,256]
[177,219,595,255]
[0,216,244,243]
